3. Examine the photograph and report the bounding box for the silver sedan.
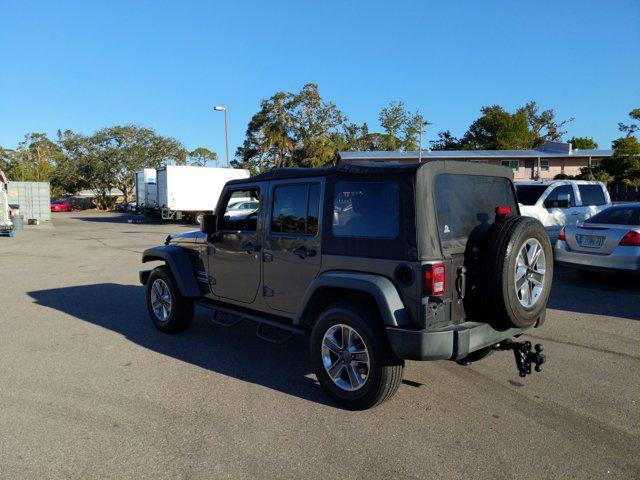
[555,203,640,274]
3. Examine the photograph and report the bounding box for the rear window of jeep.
[434,174,517,252]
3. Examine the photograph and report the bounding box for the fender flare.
[293,271,410,327]
[142,246,200,297]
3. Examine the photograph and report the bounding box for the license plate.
[576,234,604,248]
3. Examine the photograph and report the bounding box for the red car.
[51,201,73,212]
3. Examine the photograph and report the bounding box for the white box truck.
[155,165,249,223]
[135,168,158,214]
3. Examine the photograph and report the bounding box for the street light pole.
[418,119,433,163]
[214,106,229,167]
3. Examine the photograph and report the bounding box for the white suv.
[516,180,611,243]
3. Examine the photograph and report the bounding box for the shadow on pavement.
[548,267,640,321]
[27,283,334,407]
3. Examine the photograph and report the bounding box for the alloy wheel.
[321,324,370,391]
[151,279,172,322]
[514,238,546,308]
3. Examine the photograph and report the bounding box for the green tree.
[461,105,532,149]
[459,102,572,150]
[602,136,640,186]
[188,147,218,167]
[299,136,340,167]
[521,101,573,146]
[233,84,344,172]
[89,125,185,204]
[10,133,61,182]
[54,130,91,196]
[377,101,425,150]
[569,137,598,150]
[618,108,640,137]
[429,131,461,150]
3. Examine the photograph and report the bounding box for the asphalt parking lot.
[0,212,638,479]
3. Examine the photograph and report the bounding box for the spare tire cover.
[480,216,553,329]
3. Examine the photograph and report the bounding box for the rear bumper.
[386,316,543,361]
[554,241,640,272]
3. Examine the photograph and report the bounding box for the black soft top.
[225,161,422,185]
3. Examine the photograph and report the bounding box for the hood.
[166,229,205,245]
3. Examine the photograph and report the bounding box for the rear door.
[262,179,323,314]
[433,173,518,321]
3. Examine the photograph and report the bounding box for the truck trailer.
[135,168,158,214]
[155,165,249,223]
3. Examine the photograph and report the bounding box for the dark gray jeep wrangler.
[140,161,551,410]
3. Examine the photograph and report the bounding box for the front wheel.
[146,266,194,333]
[310,303,404,410]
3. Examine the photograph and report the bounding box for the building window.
[540,160,549,171]
[589,158,600,168]
[501,160,519,171]
[469,159,488,164]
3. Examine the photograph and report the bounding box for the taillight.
[619,230,640,247]
[496,205,512,220]
[558,227,566,241]
[424,263,446,295]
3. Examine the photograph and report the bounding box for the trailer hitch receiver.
[492,339,545,377]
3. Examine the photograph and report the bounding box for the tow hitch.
[492,339,545,377]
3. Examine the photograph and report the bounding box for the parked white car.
[515,180,611,243]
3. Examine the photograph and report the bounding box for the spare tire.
[479,216,553,330]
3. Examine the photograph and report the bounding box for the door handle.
[244,242,260,254]
[292,246,316,259]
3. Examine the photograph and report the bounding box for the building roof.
[340,148,612,161]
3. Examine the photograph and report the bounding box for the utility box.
[7,181,51,222]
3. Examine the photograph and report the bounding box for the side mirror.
[201,214,217,235]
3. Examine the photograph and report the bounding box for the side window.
[332,181,399,238]
[578,184,606,206]
[221,189,260,232]
[271,183,320,235]
[543,185,574,209]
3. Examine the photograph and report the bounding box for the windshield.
[515,185,548,205]
[586,205,640,226]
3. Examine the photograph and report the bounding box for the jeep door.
[262,179,322,314]
[207,186,262,304]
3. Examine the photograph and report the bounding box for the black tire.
[480,216,553,330]
[146,265,194,333]
[310,303,404,410]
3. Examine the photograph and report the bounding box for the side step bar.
[195,299,306,344]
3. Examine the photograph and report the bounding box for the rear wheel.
[146,266,194,333]
[310,303,404,410]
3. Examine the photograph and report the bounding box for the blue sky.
[1,0,638,161]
